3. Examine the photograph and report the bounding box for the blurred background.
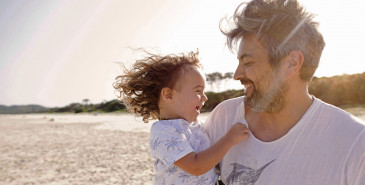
[0,0,364,109]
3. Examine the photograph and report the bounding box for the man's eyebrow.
[237,53,253,60]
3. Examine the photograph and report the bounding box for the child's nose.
[202,93,208,102]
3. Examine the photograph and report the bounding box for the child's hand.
[226,122,250,145]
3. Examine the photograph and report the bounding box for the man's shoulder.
[313,98,365,144]
[315,98,365,128]
[203,96,244,131]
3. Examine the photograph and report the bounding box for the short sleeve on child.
[150,119,194,168]
[149,119,218,185]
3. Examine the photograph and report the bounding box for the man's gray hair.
[220,0,325,81]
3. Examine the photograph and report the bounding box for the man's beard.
[242,72,286,113]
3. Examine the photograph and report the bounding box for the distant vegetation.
[202,90,244,112]
[1,72,364,114]
[46,99,126,113]
[0,105,48,114]
[309,72,365,106]
[203,71,365,110]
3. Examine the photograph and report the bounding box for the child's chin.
[186,118,197,123]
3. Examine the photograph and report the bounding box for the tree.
[206,72,234,92]
[82,99,90,105]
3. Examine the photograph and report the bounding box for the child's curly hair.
[113,51,201,123]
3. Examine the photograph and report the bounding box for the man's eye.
[244,62,253,66]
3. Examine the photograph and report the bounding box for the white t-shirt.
[203,96,365,185]
[150,119,218,185]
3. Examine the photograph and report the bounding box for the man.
[203,0,365,184]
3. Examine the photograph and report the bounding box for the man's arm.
[346,129,365,185]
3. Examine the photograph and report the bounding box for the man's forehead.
[237,39,247,59]
[237,35,266,59]
[237,38,254,59]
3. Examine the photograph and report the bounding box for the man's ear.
[283,50,304,77]
[160,87,174,103]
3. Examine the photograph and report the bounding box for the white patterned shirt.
[150,119,218,185]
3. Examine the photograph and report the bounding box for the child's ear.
[160,87,174,103]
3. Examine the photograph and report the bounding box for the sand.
[0,113,209,185]
[0,112,363,185]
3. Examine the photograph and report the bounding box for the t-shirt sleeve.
[150,121,194,168]
[345,128,365,185]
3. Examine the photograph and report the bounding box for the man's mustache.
[240,78,253,85]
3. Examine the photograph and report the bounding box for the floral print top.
[150,119,218,185]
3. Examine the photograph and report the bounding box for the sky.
[0,0,364,107]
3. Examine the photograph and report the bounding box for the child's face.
[171,66,208,123]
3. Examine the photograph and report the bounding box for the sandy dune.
[0,112,363,185]
[0,113,209,185]
[0,114,156,185]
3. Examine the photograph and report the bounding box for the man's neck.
[245,93,313,142]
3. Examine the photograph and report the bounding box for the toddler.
[114,51,249,185]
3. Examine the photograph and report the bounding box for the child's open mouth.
[196,106,201,113]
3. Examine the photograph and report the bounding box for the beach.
[0,113,209,185]
[0,112,363,185]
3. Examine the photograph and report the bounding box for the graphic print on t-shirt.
[226,159,275,185]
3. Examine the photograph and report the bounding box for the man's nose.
[233,64,246,80]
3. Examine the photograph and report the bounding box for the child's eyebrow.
[193,85,205,89]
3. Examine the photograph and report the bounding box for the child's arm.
[174,122,249,176]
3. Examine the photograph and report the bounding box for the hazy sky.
[1,0,364,107]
